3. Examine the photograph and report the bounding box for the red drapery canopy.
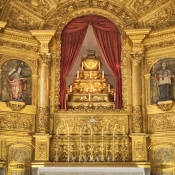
[60,15,122,109]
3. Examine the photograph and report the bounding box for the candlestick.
[70,85,72,92]
[90,71,92,79]
[90,84,92,92]
[81,63,83,70]
[77,71,79,79]
[102,71,104,79]
[108,84,110,92]
[88,93,91,101]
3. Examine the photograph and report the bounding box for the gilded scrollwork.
[6,6,40,31]
[0,112,34,132]
[74,0,89,8]
[145,39,175,52]
[131,0,162,15]
[132,106,143,133]
[0,39,38,52]
[37,107,50,133]
[135,141,144,160]
[148,112,175,133]
[8,145,32,175]
[153,147,173,163]
[55,115,128,135]
[38,141,47,160]
[10,147,32,162]
[6,101,26,111]
[93,0,108,9]
[16,0,53,17]
[145,3,175,30]
[156,102,175,111]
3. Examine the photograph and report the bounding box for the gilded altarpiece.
[52,115,129,163]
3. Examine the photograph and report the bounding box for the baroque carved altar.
[1,1,175,175]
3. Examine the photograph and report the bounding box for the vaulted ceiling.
[0,0,175,33]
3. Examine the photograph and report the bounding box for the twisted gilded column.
[125,29,151,162]
[30,30,55,161]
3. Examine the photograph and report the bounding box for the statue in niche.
[7,65,26,101]
[1,59,32,105]
[150,59,175,104]
[155,62,174,102]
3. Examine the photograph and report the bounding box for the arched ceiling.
[0,0,175,33]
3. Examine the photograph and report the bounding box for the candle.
[88,93,91,101]
[102,128,104,136]
[99,62,100,70]
[66,94,68,101]
[70,85,72,92]
[114,92,116,102]
[108,84,110,92]
[77,71,79,79]
[102,71,104,79]
[81,63,83,70]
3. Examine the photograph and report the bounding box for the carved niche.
[150,58,175,104]
[1,59,32,105]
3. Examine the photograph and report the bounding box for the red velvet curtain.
[60,15,122,109]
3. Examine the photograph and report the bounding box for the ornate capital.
[37,107,50,133]
[39,53,51,65]
[130,52,144,65]
[30,30,55,53]
[125,28,151,53]
[132,106,143,133]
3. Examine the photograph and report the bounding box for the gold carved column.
[30,30,55,161]
[125,29,150,161]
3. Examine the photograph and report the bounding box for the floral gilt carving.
[148,112,175,133]
[0,112,34,132]
[37,107,49,133]
[156,102,175,111]
[132,106,143,133]
[6,7,40,31]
